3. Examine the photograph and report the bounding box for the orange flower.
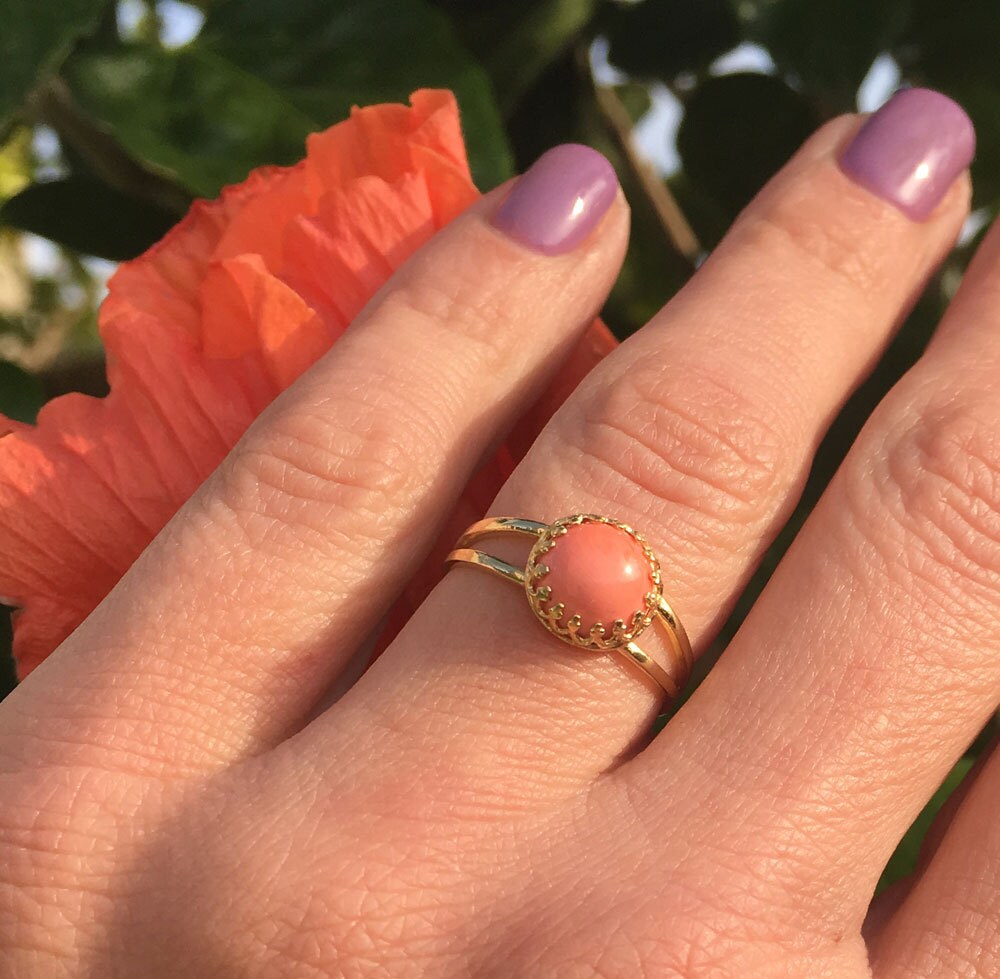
[0,90,616,679]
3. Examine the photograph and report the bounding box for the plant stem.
[589,70,701,266]
[30,77,190,216]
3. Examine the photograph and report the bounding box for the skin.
[2,113,1000,977]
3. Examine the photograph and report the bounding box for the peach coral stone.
[541,520,655,636]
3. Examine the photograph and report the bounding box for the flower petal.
[0,320,277,673]
[201,254,333,388]
[306,89,470,191]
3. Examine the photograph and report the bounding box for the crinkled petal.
[209,165,320,279]
[105,173,270,341]
[201,254,334,388]
[306,90,470,190]
[281,172,449,326]
[0,318,278,673]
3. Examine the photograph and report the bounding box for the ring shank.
[445,547,524,586]
[452,517,549,546]
[445,518,693,700]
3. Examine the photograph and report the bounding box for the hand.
[1,89,995,978]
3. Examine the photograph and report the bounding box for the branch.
[591,76,701,266]
[30,77,190,216]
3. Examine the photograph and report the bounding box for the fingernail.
[840,87,975,221]
[493,144,618,254]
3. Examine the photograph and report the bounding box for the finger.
[629,181,1000,936]
[319,90,973,796]
[868,740,1000,978]
[865,730,1000,944]
[5,146,629,773]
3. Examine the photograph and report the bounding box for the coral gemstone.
[542,521,655,635]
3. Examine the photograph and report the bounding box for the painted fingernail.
[493,144,618,254]
[841,87,975,221]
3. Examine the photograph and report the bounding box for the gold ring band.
[446,514,693,700]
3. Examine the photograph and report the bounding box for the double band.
[446,514,693,700]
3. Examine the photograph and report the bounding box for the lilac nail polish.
[493,144,618,254]
[841,87,975,221]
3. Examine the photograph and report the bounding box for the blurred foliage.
[66,0,512,195]
[878,755,974,892]
[1,0,999,880]
[0,0,107,123]
[0,362,44,423]
[1,175,177,259]
[603,0,739,80]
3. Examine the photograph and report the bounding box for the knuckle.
[0,766,147,870]
[564,362,792,532]
[853,386,1000,587]
[212,763,485,977]
[739,182,888,301]
[503,879,834,979]
[0,767,147,964]
[218,398,431,546]
[379,241,518,362]
[235,842,467,979]
[840,383,1000,678]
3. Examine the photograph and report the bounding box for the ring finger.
[322,90,974,791]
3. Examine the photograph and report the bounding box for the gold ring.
[445,513,693,700]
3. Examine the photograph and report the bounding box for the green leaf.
[602,0,740,83]
[203,0,512,188]
[677,72,819,221]
[899,0,1000,88]
[2,176,178,261]
[0,0,109,128]
[503,48,581,168]
[667,170,732,252]
[0,127,33,202]
[0,361,44,423]
[435,0,598,117]
[0,606,15,702]
[878,755,974,892]
[614,82,653,125]
[66,45,323,199]
[758,0,908,110]
[67,0,512,195]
